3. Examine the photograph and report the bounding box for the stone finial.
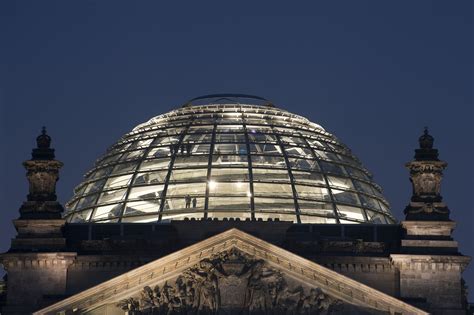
[404,128,449,221]
[19,128,64,219]
[32,126,55,160]
[414,127,438,161]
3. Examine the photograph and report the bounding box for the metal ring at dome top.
[182,93,274,108]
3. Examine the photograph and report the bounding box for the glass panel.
[295,185,330,200]
[169,168,208,183]
[346,167,370,181]
[136,138,154,148]
[166,183,206,197]
[359,195,381,211]
[320,161,346,176]
[151,136,180,146]
[174,155,209,168]
[211,168,250,181]
[133,171,168,185]
[337,205,365,221]
[352,180,374,195]
[183,133,213,143]
[246,125,273,133]
[97,188,127,204]
[213,155,248,166]
[249,143,282,155]
[188,143,211,154]
[83,179,106,195]
[251,155,286,168]
[91,203,123,221]
[216,125,244,132]
[123,201,160,216]
[214,144,247,155]
[314,149,340,161]
[292,171,325,185]
[332,189,360,205]
[207,197,250,210]
[104,174,133,189]
[379,201,390,213]
[339,219,359,224]
[120,150,145,161]
[254,197,295,211]
[252,168,290,183]
[147,146,171,158]
[69,209,93,223]
[248,133,277,143]
[99,153,122,165]
[75,194,98,210]
[298,200,334,213]
[288,158,319,171]
[300,215,336,223]
[86,166,113,180]
[188,125,214,133]
[113,161,138,174]
[129,185,164,200]
[366,210,387,224]
[163,197,205,211]
[253,183,293,198]
[215,133,246,143]
[208,181,250,197]
[306,139,328,149]
[140,158,171,171]
[327,176,354,190]
[284,146,313,158]
[280,136,307,145]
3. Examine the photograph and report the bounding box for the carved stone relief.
[116,248,347,315]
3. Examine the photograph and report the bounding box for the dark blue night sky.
[1,1,472,299]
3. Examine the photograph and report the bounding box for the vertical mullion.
[301,136,340,223]
[242,114,255,220]
[203,122,217,219]
[157,120,194,222]
[117,146,157,223]
[273,127,301,224]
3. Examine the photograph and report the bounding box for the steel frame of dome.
[64,95,395,224]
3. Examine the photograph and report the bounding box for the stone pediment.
[35,229,427,315]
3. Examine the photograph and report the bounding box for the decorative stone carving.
[408,162,445,200]
[404,128,450,221]
[117,248,342,314]
[19,127,64,218]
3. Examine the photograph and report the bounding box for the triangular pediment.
[35,229,427,315]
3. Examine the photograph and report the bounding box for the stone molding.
[35,229,427,315]
[390,254,471,272]
[0,253,77,270]
[402,221,456,237]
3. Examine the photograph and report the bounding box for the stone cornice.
[0,252,77,270]
[390,254,471,271]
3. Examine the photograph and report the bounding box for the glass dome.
[64,95,395,224]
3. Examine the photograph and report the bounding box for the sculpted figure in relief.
[117,249,342,315]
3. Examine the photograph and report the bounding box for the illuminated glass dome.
[65,94,395,224]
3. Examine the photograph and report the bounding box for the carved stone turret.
[19,127,64,219]
[404,128,450,221]
[10,128,67,251]
[391,128,471,315]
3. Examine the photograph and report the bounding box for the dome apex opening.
[182,93,274,108]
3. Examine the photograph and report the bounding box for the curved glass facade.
[64,96,395,224]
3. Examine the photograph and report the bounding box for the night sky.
[1,1,472,300]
